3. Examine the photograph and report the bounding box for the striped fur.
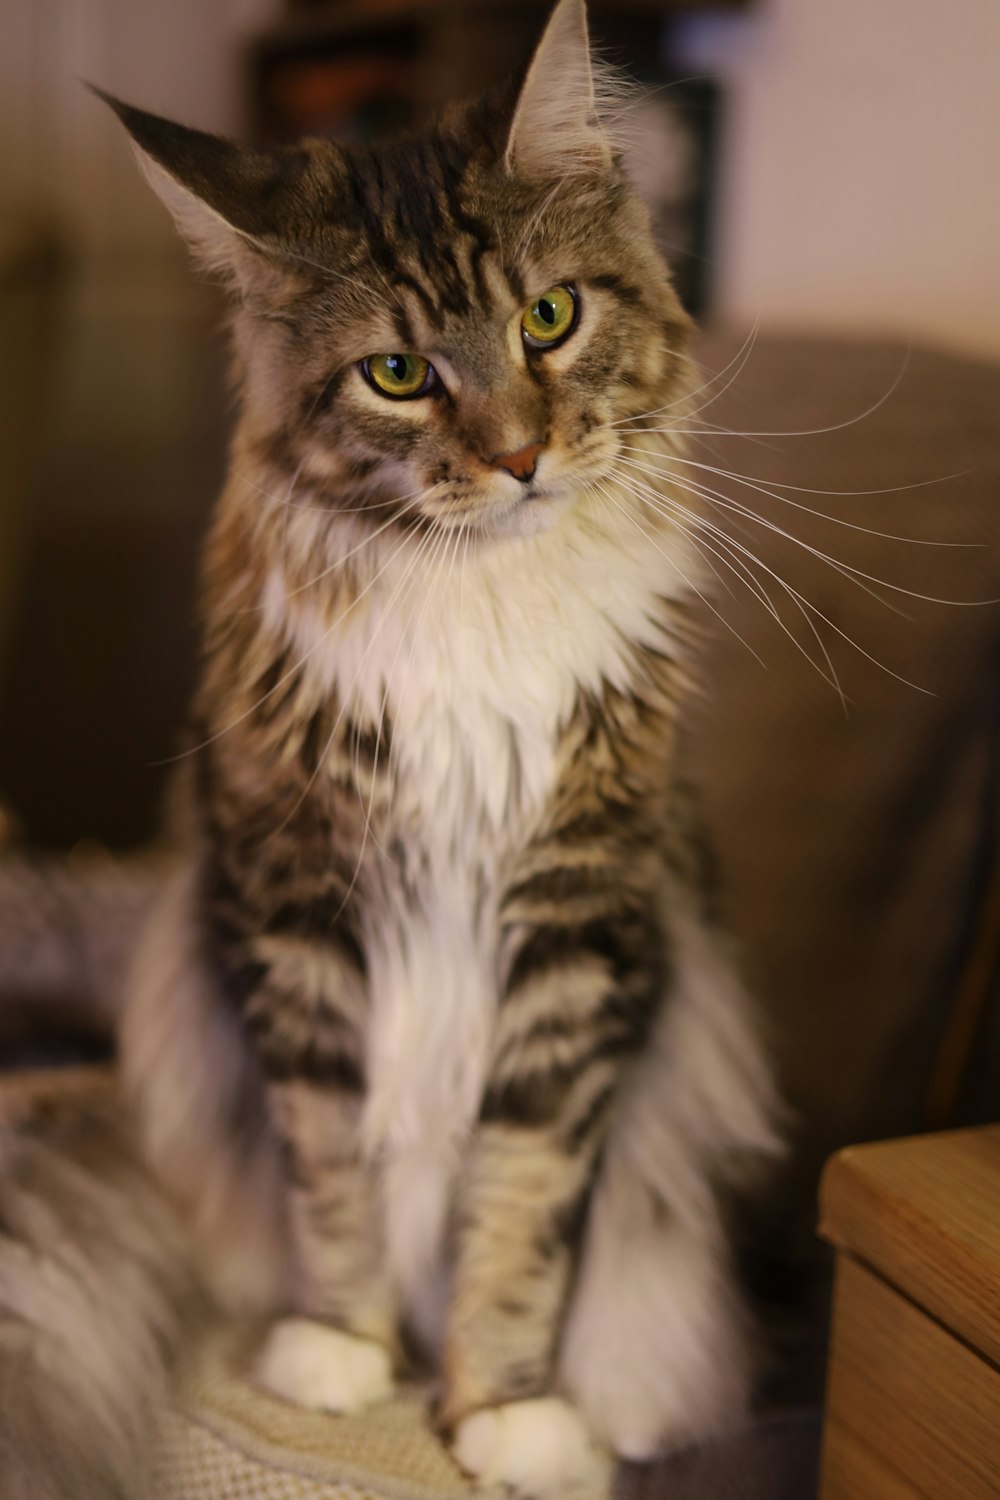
[0,3,783,1495]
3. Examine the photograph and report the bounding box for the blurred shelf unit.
[247,0,738,315]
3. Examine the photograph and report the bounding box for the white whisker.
[608,459,935,697]
[614,450,909,614]
[612,320,761,431]
[275,513,444,852]
[589,477,768,670]
[606,462,847,702]
[155,509,437,765]
[619,445,975,544]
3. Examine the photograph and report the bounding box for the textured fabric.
[154,1413,387,1500]
[152,1330,820,1500]
[153,1328,820,1500]
[155,1330,474,1500]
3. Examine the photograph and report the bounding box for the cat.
[0,2,781,1495]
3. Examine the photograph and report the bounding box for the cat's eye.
[521,285,578,350]
[362,353,437,400]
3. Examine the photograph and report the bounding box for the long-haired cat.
[0,3,781,1495]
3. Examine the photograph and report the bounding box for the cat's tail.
[0,1072,203,1500]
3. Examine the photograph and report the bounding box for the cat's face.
[239,137,690,542]
[105,0,691,544]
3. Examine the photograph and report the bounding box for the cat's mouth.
[519,479,562,502]
[475,479,585,541]
[419,441,620,541]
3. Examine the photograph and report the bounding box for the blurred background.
[0,0,998,1232]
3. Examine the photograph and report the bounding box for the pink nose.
[490,440,544,483]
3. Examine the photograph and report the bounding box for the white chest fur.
[270,491,693,1340]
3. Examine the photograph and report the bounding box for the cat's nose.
[490,440,545,483]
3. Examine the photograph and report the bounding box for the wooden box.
[818,1127,1000,1499]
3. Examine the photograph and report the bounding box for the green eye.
[521,285,577,349]
[363,353,436,399]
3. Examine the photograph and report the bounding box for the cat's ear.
[504,0,611,181]
[94,88,309,284]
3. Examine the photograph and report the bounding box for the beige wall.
[674,0,1000,359]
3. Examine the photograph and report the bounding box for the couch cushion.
[691,331,1000,1158]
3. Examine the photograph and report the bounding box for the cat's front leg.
[442,878,667,1498]
[445,1122,614,1499]
[238,938,399,1416]
[253,1081,398,1415]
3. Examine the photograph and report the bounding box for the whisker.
[607,465,847,702]
[277,514,444,850]
[684,453,975,505]
[612,320,761,431]
[626,345,915,443]
[614,451,910,614]
[232,468,432,518]
[278,484,443,602]
[677,321,765,428]
[618,444,976,545]
[644,454,999,609]
[672,508,847,702]
[153,513,434,765]
[589,477,769,670]
[459,516,473,626]
[609,461,934,696]
[383,510,459,804]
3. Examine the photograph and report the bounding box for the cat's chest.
[268,509,686,1341]
[313,515,673,856]
[351,560,589,1160]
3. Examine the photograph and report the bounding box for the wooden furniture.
[818,1127,1000,1499]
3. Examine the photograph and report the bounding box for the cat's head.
[102,0,691,543]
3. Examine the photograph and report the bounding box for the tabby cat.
[2,3,781,1495]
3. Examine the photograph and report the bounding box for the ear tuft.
[91,86,309,283]
[504,0,613,182]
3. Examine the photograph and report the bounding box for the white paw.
[453,1397,612,1499]
[253,1317,394,1414]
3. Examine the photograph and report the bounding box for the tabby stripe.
[391,271,444,329]
[481,1031,633,1129]
[298,367,346,420]
[501,890,633,928]
[560,1073,618,1155]
[545,803,646,847]
[495,981,650,1063]
[246,1007,364,1091]
[503,907,665,998]
[590,272,644,306]
[534,1174,595,1260]
[492,957,610,1055]
[248,934,368,1031]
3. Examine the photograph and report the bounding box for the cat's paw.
[453,1397,612,1499]
[253,1317,394,1414]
